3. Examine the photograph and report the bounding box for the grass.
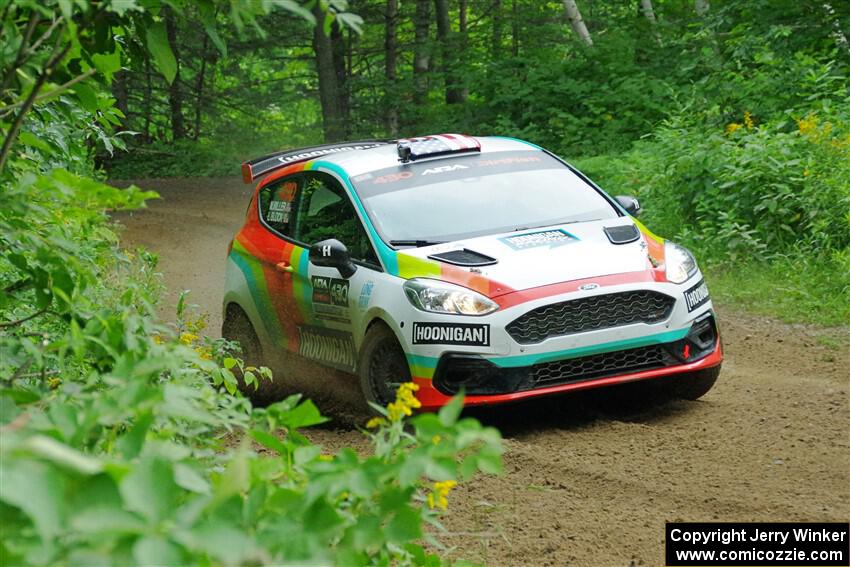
[704,255,850,328]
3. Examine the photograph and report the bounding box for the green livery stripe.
[290,246,313,323]
[489,328,689,368]
[229,241,285,347]
[632,217,664,243]
[397,253,441,280]
[491,136,543,149]
[406,353,438,378]
[404,327,690,377]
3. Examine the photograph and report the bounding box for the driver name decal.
[413,322,490,346]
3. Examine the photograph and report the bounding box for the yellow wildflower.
[47,377,61,389]
[725,122,742,135]
[803,169,810,177]
[152,334,164,345]
[428,480,458,510]
[431,435,442,445]
[386,382,421,422]
[194,346,213,360]
[744,111,754,130]
[365,416,387,429]
[796,114,818,136]
[179,332,198,345]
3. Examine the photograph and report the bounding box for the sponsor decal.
[275,143,384,164]
[501,229,577,250]
[298,326,356,371]
[312,276,349,307]
[358,281,374,309]
[421,164,469,175]
[372,171,413,184]
[579,283,600,291]
[311,276,350,321]
[684,279,710,312]
[477,156,541,167]
[412,322,490,346]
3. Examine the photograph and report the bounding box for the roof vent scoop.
[428,249,498,267]
[604,224,641,245]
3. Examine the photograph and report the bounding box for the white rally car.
[223,134,722,410]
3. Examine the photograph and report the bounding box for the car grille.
[506,290,675,344]
[530,344,674,387]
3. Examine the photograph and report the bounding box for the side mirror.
[309,238,357,279]
[615,195,641,216]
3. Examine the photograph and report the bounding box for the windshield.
[352,150,619,244]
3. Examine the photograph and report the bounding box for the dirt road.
[114,177,849,566]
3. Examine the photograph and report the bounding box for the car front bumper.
[398,274,723,410]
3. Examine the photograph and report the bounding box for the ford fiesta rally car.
[223,134,722,410]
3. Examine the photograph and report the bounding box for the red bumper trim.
[413,337,723,411]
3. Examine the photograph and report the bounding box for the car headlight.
[403,278,499,316]
[665,241,698,284]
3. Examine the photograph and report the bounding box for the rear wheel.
[358,323,410,408]
[671,365,721,400]
[221,305,274,404]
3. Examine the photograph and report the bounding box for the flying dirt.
[113,177,849,566]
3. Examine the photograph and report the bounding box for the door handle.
[275,261,294,273]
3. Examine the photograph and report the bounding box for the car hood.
[395,218,665,296]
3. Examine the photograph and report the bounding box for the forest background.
[0,0,848,565]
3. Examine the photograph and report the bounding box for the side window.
[295,173,378,265]
[258,178,300,237]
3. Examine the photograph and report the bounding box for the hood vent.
[604,224,640,245]
[429,248,498,267]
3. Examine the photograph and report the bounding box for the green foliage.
[705,253,850,327]
[1,142,504,565]
[576,102,850,326]
[1,2,502,565]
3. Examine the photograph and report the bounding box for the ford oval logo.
[579,283,600,291]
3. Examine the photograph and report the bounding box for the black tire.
[358,323,411,408]
[671,365,721,400]
[221,305,273,404]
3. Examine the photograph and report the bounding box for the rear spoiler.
[241,140,392,184]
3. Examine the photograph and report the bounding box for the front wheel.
[358,323,410,408]
[671,365,721,400]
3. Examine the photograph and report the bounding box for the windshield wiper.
[389,239,445,248]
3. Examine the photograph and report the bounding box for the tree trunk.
[385,0,399,135]
[640,0,657,25]
[511,0,519,56]
[458,0,469,100]
[434,0,464,104]
[165,7,185,140]
[822,2,849,54]
[331,20,349,132]
[492,0,502,59]
[142,56,152,143]
[193,33,209,140]
[413,0,431,106]
[694,0,709,16]
[313,5,345,141]
[562,0,593,47]
[112,70,129,125]
[639,0,662,45]
[459,0,467,33]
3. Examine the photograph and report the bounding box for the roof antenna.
[397,142,412,163]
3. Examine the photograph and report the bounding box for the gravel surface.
[113,176,850,567]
